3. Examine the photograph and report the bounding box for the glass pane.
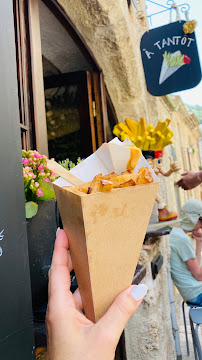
[45,84,81,163]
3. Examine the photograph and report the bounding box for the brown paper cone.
[54,182,159,322]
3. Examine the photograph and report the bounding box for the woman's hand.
[46,230,147,360]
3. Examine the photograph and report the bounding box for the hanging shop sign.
[140,21,201,96]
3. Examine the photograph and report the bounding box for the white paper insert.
[53,137,159,187]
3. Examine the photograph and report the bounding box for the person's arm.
[177,171,202,190]
[46,230,147,360]
[196,241,202,265]
[193,231,202,265]
[186,258,202,281]
[159,157,181,177]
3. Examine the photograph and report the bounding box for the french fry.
[143,136,151,150]
[136,167,153,184]
[146,123,154,132]
[120,131,128,142]
[139,117,147,136]
[100,180,114,192]
[121,170,132,175]
[102,172,118,180]
[118,123,134,138]
[125,118,138,141]
[87,173,102,194]
[72,167,153,195]
[153,121,163,136]
[113,179,136,188]
[113,126,121,138]
[76,181,92,193]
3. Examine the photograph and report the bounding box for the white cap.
[181,199,202,231]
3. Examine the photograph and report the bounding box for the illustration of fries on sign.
[159,50,191,85]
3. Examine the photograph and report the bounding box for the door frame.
[44,71,97,157]
[14,0,109,155]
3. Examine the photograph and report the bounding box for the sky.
[146,0,202,106]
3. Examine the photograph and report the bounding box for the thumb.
[181,172,188,176]
[169,156,174,165]
[98,284,147,342]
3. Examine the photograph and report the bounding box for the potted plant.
[22,149,57,218]
[22,150,58,310]
[22,151,83,311]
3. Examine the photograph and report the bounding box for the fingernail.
[131,284,148,301]
[56,227,60,237]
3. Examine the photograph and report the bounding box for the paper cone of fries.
[53,138,159,322]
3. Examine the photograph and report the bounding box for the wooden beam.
[100,72,109,143]
[28,0,48,156]
[93,72,104,147]
[87,72,96,153]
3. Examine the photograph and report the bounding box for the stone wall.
[125,236,176,360]
[57,0,201,208]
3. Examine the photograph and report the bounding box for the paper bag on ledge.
[53,138,159,322]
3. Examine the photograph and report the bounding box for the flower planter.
[26,199,57,311]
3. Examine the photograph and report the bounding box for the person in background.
[177,171,202,190]
[46,229,147,360]
[170,199,202,306]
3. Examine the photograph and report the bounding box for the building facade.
[12,0,202,359]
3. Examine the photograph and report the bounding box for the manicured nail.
[131,284,148,301]
[56,227,60,237]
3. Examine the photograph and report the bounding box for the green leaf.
[37,180,56,201]
[25,201,38,218]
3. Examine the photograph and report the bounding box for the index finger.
[48,229,74,308]
[51,229,72,269]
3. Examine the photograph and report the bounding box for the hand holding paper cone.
[53,139,159,322]
[47,229,147,360]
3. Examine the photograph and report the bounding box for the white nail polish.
[131,284,148,301]
[56,227,60,237]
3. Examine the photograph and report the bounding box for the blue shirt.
[170,227,202,301]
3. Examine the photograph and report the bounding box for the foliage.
[186,104,202,124]
[58,157,83,171]
[22,150,57,218]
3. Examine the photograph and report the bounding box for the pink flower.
[22,158,29,165]
[40,171,45,176]
[36,188,44,197]
[44,177,51,182]
[34,154,40,159]
[51,171,57,177]
[28,172,36,179]
[34,182,39,188]
[24,174,28,178]
[38,166,44,170]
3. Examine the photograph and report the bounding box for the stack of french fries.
[69,167,153,195]
[113,118,173,150]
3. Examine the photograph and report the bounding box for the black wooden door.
[0,1,35,359]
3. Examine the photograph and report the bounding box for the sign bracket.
[146,0,190,26]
